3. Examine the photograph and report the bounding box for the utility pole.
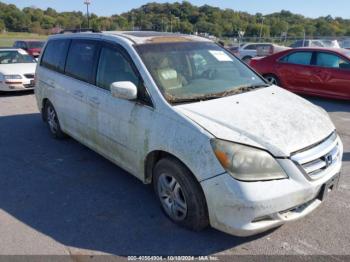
[259,16,265,40]
[84,0,91,28]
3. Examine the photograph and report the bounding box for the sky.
[2,0,350,19]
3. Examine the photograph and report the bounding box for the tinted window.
[96,47,139,90]
[281,52,312,65]
[28,41,45,49]
[20,42,27,49]
[245,44,257,50]
[65,40,99,83]
[41,39,70,72]
[290,40,302,48]
[316,52,350,69]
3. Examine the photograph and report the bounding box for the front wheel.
[153,158,209,231]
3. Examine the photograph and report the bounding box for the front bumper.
[0,80,34,91]
[201,140,343,237]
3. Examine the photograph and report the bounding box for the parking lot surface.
[0,92,349,257]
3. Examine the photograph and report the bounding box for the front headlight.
[211,139,288,181]
[4,75,22,80]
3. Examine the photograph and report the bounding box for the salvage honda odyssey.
[35,31,343,236]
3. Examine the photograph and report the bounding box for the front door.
[276,51,314,93]
[311,51,350,99]
[88,43,155,177]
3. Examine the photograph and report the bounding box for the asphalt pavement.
[0,91,349,258]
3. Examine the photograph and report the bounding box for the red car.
[13,40,45,58]
[250,48,350,100]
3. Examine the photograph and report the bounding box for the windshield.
[136,42,267,103]
[27,41,45,49]
[0,50,37,64]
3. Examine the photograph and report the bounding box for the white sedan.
[0,48,37,92]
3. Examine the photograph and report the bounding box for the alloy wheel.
[47,105,58,134]
[265,76,278,85]
[157,173,188,221]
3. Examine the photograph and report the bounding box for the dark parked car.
[13,40,45,58]
[250,47,350,100]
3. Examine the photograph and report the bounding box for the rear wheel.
[45,101,65,139]
[153,157,209,231]
[264,74,280,86]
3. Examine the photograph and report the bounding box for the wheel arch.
[144,150,197,184]
[41,98,49,121]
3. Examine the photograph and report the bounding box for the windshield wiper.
[169,83,271,104]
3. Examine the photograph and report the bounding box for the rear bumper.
[201,143,343,237]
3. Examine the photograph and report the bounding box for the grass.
[0,32,48,47]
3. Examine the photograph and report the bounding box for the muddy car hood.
[175,86,335,157]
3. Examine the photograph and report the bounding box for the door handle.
[73,90,84,98]
[88,96,100,105]
[47,79,55,87]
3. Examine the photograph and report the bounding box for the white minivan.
[35,31,343,236]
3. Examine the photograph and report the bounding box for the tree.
[0,0,350,38]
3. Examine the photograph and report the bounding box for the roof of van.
[53,31,208,44]
[102,31,212,44]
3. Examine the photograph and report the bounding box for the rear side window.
[290,40,304,48]
[41,39,70,72]
[280,52,312,66]
[316,52,350,69]
[65,40,99,83]
[245,44,257,50]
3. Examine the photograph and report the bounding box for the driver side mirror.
[339,63,350,70]
[110,81,138,100]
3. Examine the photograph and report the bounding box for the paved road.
[0,91,349,257]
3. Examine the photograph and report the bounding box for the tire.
[153,157,209,231]
[264,74,280,86]
[242,56,252,63]
[44,101,66,139]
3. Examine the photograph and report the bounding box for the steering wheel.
[201,68,218,80]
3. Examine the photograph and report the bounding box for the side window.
[96,47,139,90]
[291,40,303,48]
[22,42,28,50]
[96,46,152,105]
[315,52,350,69]
[245,44,257,50]
[281,52,312,66]
[41,39,70,72]
[311,41,324,47]
[13,42,19,48]
[65,40,99,83]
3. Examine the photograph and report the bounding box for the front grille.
[24,74,34,79]
[291,132,341,180]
